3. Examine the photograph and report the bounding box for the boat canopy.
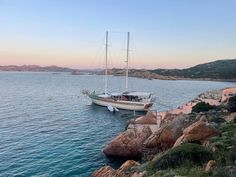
[122,91,151,97]
[110,92,122,96]
[98,94,110,98]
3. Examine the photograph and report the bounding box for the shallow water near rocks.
[0,72,235,177]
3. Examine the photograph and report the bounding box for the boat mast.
[125,32,130,91]
[105,31,108,95]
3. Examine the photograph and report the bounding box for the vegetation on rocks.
[139,121,236,177]
[209,122,236,166]
[192,102,215,113]
[93,89,236,177]
[148,165,231,177]
[142,108,235,177]
[143,143,213,174]
[227,95,236,113]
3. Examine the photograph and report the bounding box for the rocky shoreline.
[92,87,236,177]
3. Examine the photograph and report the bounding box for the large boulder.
[162,113,181,125]
[174,118,221,147]
[134,111,157,124]
[103,126,152,157]
[131,172,145,177]
[119,160,140,171]
[92,160,140,177]
[92,166,118,177]
[224,112,236,123]
[143,114,197,154]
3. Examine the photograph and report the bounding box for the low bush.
[145,143,213,173]
[207,116,226,124]
[151,166,230,177]
[209,122,236,165]
[192,102,215,113]
[228,95,236,112]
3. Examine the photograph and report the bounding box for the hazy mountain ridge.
[0,65,77,72]
[1,59,236,81]
[151,59,236,80]
[94,68,176,80]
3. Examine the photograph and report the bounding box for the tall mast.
[125,32,130,91]
[105,31,108,94]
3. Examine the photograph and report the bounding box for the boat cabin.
[110,91,152,102]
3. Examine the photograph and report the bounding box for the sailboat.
[87,31,153,111]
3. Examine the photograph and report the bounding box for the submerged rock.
[103,126,152,157]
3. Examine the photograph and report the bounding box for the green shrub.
[207,116,226,124]
[209,122,236,165]
[146,143,213,171]
[192,102,215,113]
[228,95,236,112]
[151,166,230,177]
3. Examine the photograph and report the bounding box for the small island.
[0,65,78,72]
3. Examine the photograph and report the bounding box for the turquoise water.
[0,72,235,177]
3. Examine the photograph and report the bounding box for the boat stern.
[144,102,153,111]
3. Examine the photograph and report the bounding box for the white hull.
[91,98,149,111]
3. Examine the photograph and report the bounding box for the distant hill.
[151,59,236,80]
[93,68,175,80]
[91,59,236,81]
[1,59,236,81]
[0,65,77,72]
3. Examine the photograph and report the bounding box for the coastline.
[92,87,236,177]
[2,70,235,82]
[72,71,236,82]
[123,74,236,82]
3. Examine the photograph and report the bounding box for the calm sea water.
[0,72,235,177]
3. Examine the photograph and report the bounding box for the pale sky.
[0,0,236,69]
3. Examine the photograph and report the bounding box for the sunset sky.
[0,0,236,69]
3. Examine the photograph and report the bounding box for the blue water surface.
[0,72,235,177]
